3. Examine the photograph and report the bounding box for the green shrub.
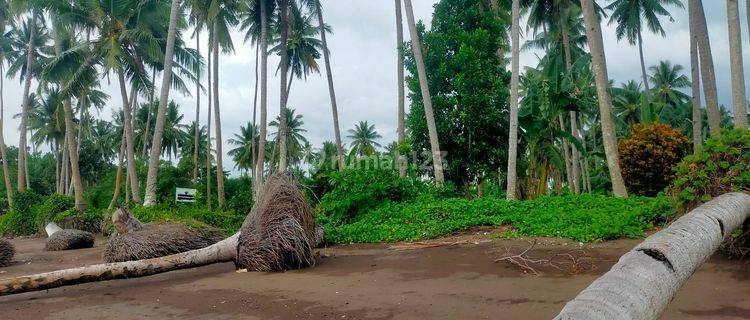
[0,191,43,235]
[128,204,244,235]
[54,208,105,233]
[323,194,674,243]
[33,194,76,233]
[316,169,438,225]
[618,123,690,196]
[669,128,750,212]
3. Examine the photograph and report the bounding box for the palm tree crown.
[347,121,382,157]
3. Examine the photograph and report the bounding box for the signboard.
[176,188,197,203]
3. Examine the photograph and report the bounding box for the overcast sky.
[1,0,748,176]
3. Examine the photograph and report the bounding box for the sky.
[1,0,748,176]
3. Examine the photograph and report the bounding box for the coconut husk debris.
[0,238,14,267]
[236,174,317,271]
[104,222,225,263]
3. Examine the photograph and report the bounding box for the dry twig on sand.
[494,241,596,276]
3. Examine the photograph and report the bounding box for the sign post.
[175,188,197,203]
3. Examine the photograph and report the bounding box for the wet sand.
[1,230,749,319]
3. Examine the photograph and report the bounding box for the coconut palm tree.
[507,0,520,200]
[689,13,702,151]
[0,1,14,206]
[727,0,747,129]
[182,121,210,171]
[210,0,240,209]
[301,0,345,171]
[229,122,260,174]
[143,0,182,207]
[255,0,272,191]
[689,0,721,136]
[271,6,325,99]
[270,107,308,167]
[394,0,406,177]
[580,0,628,197]
[402,0,445,185]
[649,60,690,111]
[347,121,382,157]
[46,7,89,210]
[612,80,643,127]
[277,0,291,172]
[7,7,46,192]
[605,0,683,103]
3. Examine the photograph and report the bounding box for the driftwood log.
[555,193,750,320]
[44,222,95,251]
[0,174,316,296]
[0,238,14,267]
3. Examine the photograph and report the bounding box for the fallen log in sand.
[555,193,750,320]
[0,174,315,296]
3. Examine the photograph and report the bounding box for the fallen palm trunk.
[44,222,95,251]
[555,192,750,320]
[0,238,14,267]
[0,174,315,296]
[2,234,239,295]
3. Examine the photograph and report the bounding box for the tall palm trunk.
[689,15,702,152]
[403,0,445,185]
[141,68,157,157]
[506,0,520,200]
[143,0,180,207]
[206,39,213,211]
[117,71,141,203]
[691,0,721,136]
[18,13,38,193]
[0,64,12,207]
[560,8,580,194]
[211,20,226,210]
[193,33,201,182]
[395,0,407,177]
[251,41,259,183]
[580,0,628,197]
[560,114,573,188]
[637,30,652,101]
[315,3,345,171]
[727,0,748,129]
[278,0,290,172]
[53,19,86,211]
[255,0,270,191]
[109,133,127,210]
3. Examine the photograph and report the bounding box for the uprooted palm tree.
[555,192,750,319]
[44,222,95,251]
[0,174,317,296]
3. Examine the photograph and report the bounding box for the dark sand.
[1,230,749,319]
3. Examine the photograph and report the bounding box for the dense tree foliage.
[406,0,509,189]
